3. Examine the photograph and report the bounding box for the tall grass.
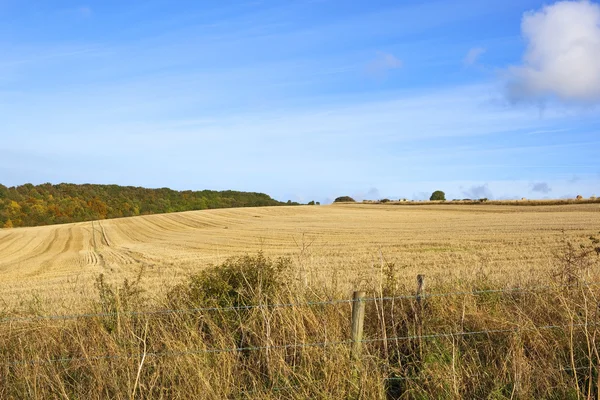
[1,235,599,399]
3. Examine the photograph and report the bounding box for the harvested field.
[2,203,600,399]
[1,203,599,312]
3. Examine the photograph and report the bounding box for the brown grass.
[1,203,599,312]
[1,204,600,398]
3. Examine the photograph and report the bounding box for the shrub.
[429,190,446,201]
[333,196,356,203]
[379,198,390,203]
[308,200,315,205]
[169,252,292,309]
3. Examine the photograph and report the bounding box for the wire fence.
[2,281,598,324]
[6,321,597,367]
[4,280,600,397]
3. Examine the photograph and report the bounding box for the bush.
[308,200,315,205]
[379,198,390,203]
[333,196,355,203]
[430,190,446,201]
[169,252,292,309]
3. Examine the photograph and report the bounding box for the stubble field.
[1,203,599,312]
[3,203,600,399]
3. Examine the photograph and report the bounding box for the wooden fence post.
[351,291,366,358]
[415,275,425,357]
[416,274,425,308]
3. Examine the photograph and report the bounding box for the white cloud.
[506,0,600,103]
[464,47,486,66]
[365,52,402,78]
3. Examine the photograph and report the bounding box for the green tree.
[333,196,356,203]
[430,191,446,201]
[0,183,287,228]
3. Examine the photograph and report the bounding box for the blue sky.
[1,0,599,203]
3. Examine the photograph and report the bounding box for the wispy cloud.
[505,0,600,104]
[365,52,402,79]
[2,0,599,201]
[461,183,492,199]
[463,47,485,66]
[530,182,551,193]
[352,187,380,201]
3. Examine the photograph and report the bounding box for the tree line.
[0,183,290,228]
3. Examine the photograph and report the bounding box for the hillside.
[2,203,600,398]
[0,183,288,228]
[1,202,599,310]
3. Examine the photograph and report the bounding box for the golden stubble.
[0,203,598,312]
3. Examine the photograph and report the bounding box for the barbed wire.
[2,281,598,324]
[6,321,597,367]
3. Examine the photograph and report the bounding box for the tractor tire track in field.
[61,226,74,254]
[23,227,80,277]
[82,221,105,268]
[94,221,140,267]
[161,214,208,230]
[0,232,24,253]
[98,221,111,247]
[0,234,39,261]
[2,228,60,268]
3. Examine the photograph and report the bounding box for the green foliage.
[430,190,446,201]
[169,252,292,309]
[380,198,390,203]
[0,183,286,228]
[333,196,356,203]
[308,200,315,205]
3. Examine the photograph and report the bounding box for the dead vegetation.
[1,204,600,398]
[1,234,600,399]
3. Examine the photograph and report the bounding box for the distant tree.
[380,198,390,203]
[333,196,356,203]
[308,200,315,205]
[0,183,286,228]
[430,191,446,201]
[316,202,320,205]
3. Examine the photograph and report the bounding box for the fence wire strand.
[6,321,597,367]
[2,281,598,324]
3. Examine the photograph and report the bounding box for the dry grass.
[1,203,600,398]
[0,203,599,312]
